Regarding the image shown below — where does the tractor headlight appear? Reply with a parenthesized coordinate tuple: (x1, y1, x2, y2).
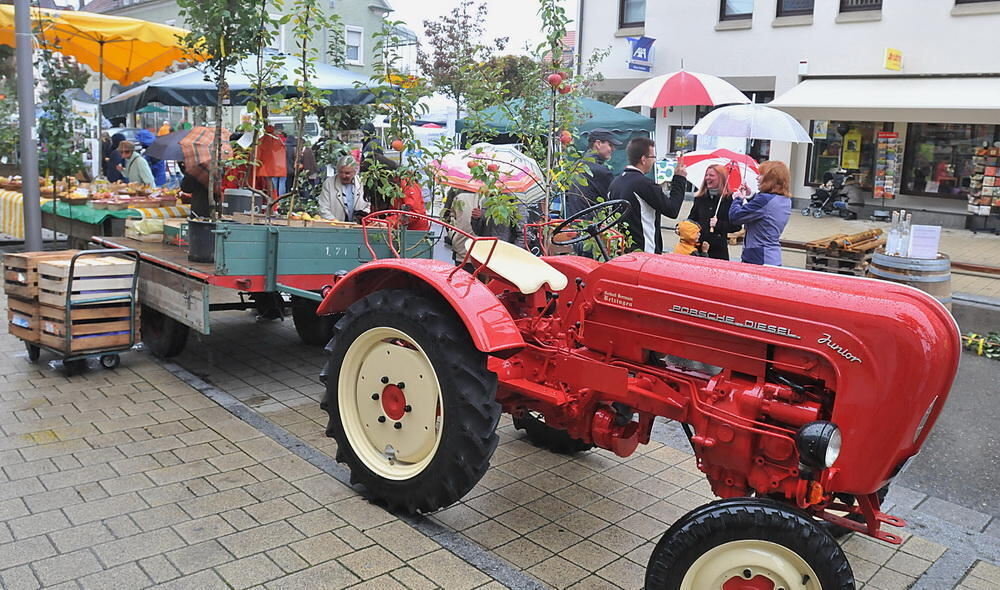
(796, 421, 842, 470)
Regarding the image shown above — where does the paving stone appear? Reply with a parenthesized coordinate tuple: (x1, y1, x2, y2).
(917, 496, 991, 531)
(529, 555, 589, 588)
(33, 549, 102, 586)
(50, 521, 115, 553)
(364, 521, 440, 561)
(165, 539, 233, 575)
(100, 472, 155, 495)
(172, 514, 237, 544)
(178, 488, 256, 519)
(494, 538, 554, 569)
(596, 556, 645, 590)
(219, 521, 305, 558)
(131, 504, 190, 532)
(263, 559, 359, 589)
(266, 546, 309, 573)
(408, 548, 490, 590)
(3, 458, 58, 480)
(8, 508, 70, 539)
(0, 478, 45, 502)
(0, 497, 29, 521)
(216, 553, 284, 589)
(867, 566, 917, 590)
(146, 459, 218, 486)
(93, 528, 186, 567)
(150, 568, 229, 590)
(63, 491, 148, 525)
(262, 454, 321, 481)
(291, 473, 356, 505)
(333, 525, 375, 550)
(338, 545, 404, 580)
(244, 497, 301, 525)
(138, 555, 181, 584)
(0, 536, 56, 569)
(0, 564, 40, 590)
(332, 496, 396, 531)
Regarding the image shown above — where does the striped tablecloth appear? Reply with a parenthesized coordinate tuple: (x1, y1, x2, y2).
(131, 205, 191, 219)
(0, 190, 52, 240)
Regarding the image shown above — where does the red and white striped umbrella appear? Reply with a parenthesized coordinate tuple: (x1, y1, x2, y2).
(681, 149, 760, 194)
(616, 70, 750, 109)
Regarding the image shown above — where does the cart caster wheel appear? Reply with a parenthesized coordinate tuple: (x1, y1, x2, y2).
(63, 359, 87, 376)
(100, 355, 121, 370)
(25, 343, 40, 363)
(813, 210, 824, 219)
(801, 208, 811, 216)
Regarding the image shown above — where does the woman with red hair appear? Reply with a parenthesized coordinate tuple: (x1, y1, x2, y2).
(686, 164, 741, 260)
(729, 160, 793, 266)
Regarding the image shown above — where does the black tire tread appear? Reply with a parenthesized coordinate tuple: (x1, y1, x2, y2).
(141, 305, 189, 358)
(513, 412, 594, 454)
(322, 289, 500, 514)
(646, 497, 855, 590)
(292, 295, 336, 346)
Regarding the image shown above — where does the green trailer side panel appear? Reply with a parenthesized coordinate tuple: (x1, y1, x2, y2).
(212, 223, 431, 277)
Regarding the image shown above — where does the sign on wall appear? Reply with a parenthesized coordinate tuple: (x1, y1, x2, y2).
(627, 36, 655, 72)
(884, 48, 903, 71)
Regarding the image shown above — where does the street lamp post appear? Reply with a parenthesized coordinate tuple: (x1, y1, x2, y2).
(14, 0, 42, 251)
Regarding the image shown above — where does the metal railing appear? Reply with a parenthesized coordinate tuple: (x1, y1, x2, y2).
(840, 0, 882, 12)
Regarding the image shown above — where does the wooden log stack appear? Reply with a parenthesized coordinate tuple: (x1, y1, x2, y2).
(804, 230, 886, 276)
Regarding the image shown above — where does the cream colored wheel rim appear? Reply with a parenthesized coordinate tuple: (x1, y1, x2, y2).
(338, 326, 443, 480)
(680, 540, 822, 590)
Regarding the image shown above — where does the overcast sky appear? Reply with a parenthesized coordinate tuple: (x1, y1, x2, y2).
(390, 0, 574, 55)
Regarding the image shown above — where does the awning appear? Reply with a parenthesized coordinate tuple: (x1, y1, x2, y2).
(770, 76, 1000, 125)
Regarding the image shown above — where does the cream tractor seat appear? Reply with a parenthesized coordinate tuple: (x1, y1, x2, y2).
(468, 239, 568, 295)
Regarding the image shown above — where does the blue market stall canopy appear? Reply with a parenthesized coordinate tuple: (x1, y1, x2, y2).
(102, 51, 379, 119)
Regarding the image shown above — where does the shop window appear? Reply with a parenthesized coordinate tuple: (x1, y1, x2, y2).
(619, 0, 646, 27)
(902, 123, 1000, 198)
(777, 0, 814, 16)
(806, 121, 890, 189)
(720, 0, 753, 20)
(840, 0, 881, 12)
(345, 26, 364, 66)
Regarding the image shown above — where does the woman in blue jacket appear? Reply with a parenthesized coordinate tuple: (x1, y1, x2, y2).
(729, 160, 792, 266)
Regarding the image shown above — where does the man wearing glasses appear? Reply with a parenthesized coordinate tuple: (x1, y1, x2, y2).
(609, 137, 687, 254)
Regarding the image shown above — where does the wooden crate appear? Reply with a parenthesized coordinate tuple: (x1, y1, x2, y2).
(37, 256, 136, 308)
(805, 235, 885, 277)
(2, 250, 78, 299)
(7, 297, 40, 343)
(38, 303, 136, 353)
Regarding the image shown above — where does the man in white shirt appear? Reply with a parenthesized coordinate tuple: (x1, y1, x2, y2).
(319, 156, 368, 221)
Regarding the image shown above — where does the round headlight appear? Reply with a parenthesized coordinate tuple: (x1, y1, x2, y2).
(796, 421, 842, 470)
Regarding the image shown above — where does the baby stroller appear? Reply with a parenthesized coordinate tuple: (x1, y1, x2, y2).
(802, 169, 858, 220)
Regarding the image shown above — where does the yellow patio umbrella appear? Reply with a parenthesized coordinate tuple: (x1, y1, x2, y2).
(0, 6, 197, 103)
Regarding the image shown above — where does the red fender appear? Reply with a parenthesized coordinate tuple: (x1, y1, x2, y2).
(316, 258, 525, 355)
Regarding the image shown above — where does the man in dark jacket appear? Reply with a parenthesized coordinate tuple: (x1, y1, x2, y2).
(565, 128, 621, 218)
(609, 137, 687, 254)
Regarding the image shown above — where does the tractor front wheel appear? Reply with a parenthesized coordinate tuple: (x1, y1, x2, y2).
(322, 289, 500, 513)
(646, 497, 854, 590)
(513, 411, 594, 454)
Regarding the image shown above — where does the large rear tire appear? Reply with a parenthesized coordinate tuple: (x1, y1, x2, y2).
(141, 305, 189, 358)
(646, 497, 854, 590)
(292, 295, 336, 346)
(513, 411, 594, 454)
(322, 289, 500, 513)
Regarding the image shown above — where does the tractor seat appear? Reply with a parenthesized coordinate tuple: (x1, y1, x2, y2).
(468, 239, 568, 295)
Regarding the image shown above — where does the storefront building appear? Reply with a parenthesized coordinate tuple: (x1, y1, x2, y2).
(575, 0, 1000, 227)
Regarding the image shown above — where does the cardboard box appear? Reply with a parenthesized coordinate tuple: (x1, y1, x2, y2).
(968, 204, 993, 216)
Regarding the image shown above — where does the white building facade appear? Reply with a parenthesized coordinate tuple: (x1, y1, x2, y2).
(575, 0, 1000, 227)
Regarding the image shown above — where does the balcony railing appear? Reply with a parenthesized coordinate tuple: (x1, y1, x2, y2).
(840, 0, 881, 11)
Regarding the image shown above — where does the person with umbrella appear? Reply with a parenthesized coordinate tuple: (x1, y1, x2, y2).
(117, 140, 155, 186)
(729, 161, 793, 266)
(687, 164, 740, 260)
(609, 137, 687, 254)
(135, 129, 166, 187)
(565, 128, 621, 218)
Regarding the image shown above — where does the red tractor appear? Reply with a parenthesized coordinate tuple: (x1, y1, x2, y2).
(316, 205, 959, 590)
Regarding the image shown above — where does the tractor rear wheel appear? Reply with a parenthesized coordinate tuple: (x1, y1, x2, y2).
(513, 411, 594, 454)
(322, 289, 500, 513)
(646, 497, 854, 590)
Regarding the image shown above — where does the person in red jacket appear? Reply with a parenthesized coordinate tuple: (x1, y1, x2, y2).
(256, 125, 287, 199)
(391, 176, 430, 230)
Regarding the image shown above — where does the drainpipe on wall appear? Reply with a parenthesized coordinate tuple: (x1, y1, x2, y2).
(575, 0, 585, 77)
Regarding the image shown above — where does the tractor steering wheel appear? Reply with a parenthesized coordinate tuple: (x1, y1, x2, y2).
(551, 199, 631, 260)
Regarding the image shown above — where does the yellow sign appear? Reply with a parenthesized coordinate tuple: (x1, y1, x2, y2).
(884, 48, 903, 71)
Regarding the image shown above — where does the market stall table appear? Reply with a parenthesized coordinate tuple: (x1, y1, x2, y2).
(41, 200, 191, 248)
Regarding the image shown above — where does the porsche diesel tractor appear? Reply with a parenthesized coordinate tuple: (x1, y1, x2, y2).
(316, 206, 959, 590)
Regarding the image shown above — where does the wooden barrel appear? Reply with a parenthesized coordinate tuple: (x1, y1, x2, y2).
(867, 252, 952, 309)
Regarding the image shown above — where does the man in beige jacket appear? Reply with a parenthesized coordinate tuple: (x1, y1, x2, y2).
(319, 156, 368, 221)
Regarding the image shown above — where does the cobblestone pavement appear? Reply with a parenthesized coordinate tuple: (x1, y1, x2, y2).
(2, 294, 999, 589)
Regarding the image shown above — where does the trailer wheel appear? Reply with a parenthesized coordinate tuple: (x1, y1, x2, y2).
(513, 411, 594, 454)
(141, 305, 189, 358)
(322, 289, 500, 513)
(25, 343, 40, 363)
(291, 296, 336, 346)
(646, 498, 854, 590)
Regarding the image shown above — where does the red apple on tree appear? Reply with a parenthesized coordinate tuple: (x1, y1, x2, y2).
(547, 73, 564, 88)
(467, 160, 479, 169)
(559, 130, 573, 146)
(559, 84, 573, 95)
(486, 163, 499, 172)
(390, 139, 404, 151)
